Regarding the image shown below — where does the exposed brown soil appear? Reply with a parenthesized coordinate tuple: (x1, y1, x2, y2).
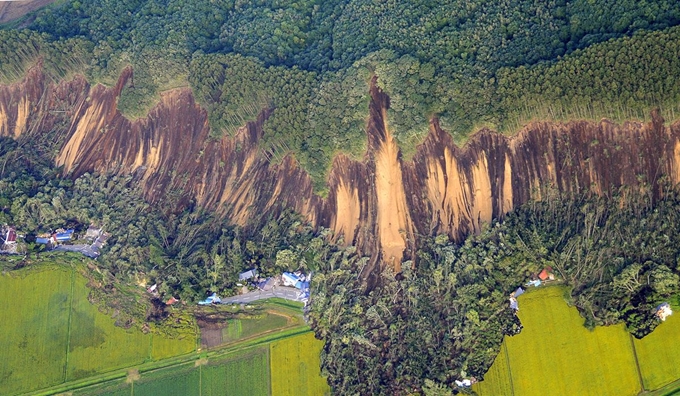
(146, 297, 169, 322)
(0, 0, 55, 24)
(196, 310, 230, 349)
(2, 65, 680, 281)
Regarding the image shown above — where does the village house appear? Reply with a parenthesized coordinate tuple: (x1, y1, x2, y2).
(239, 269, 258, 282)
(1, 226, 19, 254)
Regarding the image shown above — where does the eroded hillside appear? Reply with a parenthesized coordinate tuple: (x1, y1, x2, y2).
(2, 65, 680, 278)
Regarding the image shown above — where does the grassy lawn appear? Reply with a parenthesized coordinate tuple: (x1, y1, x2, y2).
(474, 287, 641, 396)
(270, 332, 330, 396)
(635, 311, 680, 390)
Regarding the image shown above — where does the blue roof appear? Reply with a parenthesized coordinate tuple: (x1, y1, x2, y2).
(510, 299, 519, 310)
(283, 272, 299, 281)
(36, 237, 50, 244)
(514, 287, 525, 297)
(55, 229, 75, 240)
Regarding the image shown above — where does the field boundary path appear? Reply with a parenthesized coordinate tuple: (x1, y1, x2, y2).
(630, 333, 647, 393)
(504, 342, 516, 396)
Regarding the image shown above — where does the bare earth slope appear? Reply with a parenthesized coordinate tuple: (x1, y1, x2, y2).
(0, 0, 55, 24)
(2, 66, 680, 277)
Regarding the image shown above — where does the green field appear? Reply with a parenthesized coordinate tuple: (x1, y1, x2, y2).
(69, 348, 272, 396)
(202, 349, 271, 396)
(635, 312, 680, 390)
(133, 362, 201, 396)
(68, 337, 328, 396)
(0, 266, 195, 395)
(0, 267, 73, 395)
(270, 332, 331, 396)
(474, 287, 641, 396)
(2, 265, 329, 396)
(222, 312, 290, 343)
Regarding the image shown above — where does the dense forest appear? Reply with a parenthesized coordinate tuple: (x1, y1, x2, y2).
(3, 0, 680, 394)
(2, 0, 680, 184)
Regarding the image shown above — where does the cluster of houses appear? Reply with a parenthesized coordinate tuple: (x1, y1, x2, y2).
(195, 269, 312, 306)
(525, 266, 556, 288)
(36, 229, 75, 245)
(245, 269, 311, 302)
(508, 267, 557, 311)
(0, 223, 107, 259)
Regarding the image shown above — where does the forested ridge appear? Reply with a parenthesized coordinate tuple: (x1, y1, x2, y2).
(2, 0, 680, 185)
(3, 1, 680, 394)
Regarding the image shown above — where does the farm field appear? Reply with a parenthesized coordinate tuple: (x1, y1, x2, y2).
(201, 349, 271, 396)
(67, 274, 151, 381)
(133, 362, 201, 396)
(473, 287, 642, 396)
(222, 312, 290, 342)
(473, 343, 513, 395)
(0, 266, 195, 395)
(0, 266, 73, 395)
(634, 312, 680, 390)
(2, 264, 328, 395)
(71, 353, 268, 396)
(69, 336, 327, 396)
(201, 298, 304, 349)
(270, 331, 331, 396)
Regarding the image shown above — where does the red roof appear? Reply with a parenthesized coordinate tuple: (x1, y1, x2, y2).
(538, 269, 549, 281)
(6, 229, 16, 243)
(166, 297, 178, 305)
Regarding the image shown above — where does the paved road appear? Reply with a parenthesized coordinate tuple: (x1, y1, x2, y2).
(220, 286, 304, 304)
(54, 234, 107, 258)
(55, 244, 99, 258)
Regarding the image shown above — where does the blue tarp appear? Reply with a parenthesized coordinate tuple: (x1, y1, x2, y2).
(514, 287, 525, 297)
(510, 299, 519, 310)
(36, 237, 50, 244)
(198, 292, 221, 305)
(294, 280, 310, 290)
